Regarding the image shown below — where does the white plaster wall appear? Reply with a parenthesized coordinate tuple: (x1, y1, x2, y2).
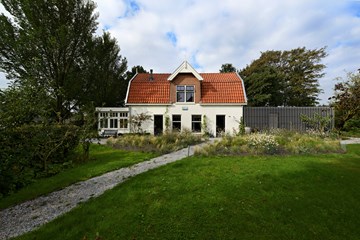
(129, 104, 244, 135)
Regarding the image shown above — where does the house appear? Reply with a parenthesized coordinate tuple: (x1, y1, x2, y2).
(96, 61, 247, 136)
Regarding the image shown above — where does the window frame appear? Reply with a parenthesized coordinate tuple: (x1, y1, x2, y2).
(176, 85, 195, 103)
(191, 115, 202, 132)
(172, 114, 181, 131)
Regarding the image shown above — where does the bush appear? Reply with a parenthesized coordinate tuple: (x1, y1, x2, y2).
(0, 124, 79, 197)
(109, 130, 203, 154)
(195, 130, 343, 156)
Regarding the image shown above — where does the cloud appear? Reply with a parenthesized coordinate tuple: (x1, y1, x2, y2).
(1, 0, 360, 104)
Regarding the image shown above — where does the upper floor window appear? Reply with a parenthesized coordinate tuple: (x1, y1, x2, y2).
(177, 85, 194, 102)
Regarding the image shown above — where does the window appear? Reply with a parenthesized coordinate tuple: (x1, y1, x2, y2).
(99, 111, 129, 129)
(119, 112, 128, 129)
(109, 118, 118, 128)
(100, 118, 108, 128)
(172, 115, 181, 131)
(192, 115, 202, 132)
(177, 85, 194, 102)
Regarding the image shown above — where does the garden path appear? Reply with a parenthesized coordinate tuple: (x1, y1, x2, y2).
(0, 141, 213, 240)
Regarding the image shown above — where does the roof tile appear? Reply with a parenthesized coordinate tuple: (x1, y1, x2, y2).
(126, 72, 246, 104)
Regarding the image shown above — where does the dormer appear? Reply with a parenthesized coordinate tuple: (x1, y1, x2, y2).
(167, 61, 203, 81)
(168, 61, 202, 104)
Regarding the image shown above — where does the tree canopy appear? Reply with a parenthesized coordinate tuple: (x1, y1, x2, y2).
(331, 71, 360, 129)
(220, 63, 237, 73)
(238, 47, 327, 106)
(0, 0, 128, 122)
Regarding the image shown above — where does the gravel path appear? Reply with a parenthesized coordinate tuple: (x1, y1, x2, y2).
(340, 137, 360, 145)
(0, 143, 208, 240)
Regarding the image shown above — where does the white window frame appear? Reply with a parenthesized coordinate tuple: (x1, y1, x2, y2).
(176, 85, 195, 103)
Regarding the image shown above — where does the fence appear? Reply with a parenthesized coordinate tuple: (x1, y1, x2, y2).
(244, 107, 334, 132)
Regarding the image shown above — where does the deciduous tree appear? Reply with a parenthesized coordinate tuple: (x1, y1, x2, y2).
(330, 71, 360, 129)
(239, 47, 327, 106)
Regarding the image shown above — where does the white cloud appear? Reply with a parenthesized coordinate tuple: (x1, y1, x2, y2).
(1, 0, 360, 104)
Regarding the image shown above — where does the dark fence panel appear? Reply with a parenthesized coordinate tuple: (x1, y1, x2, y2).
(244, 107, 334, 132)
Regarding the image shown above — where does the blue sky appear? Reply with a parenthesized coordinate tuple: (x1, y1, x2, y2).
(1, 0, 360, 104)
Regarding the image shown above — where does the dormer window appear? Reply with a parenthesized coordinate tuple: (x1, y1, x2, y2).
(177, 85, 194, 102)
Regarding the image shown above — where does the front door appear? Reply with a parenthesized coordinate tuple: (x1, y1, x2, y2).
(216, 115, 225, 137)
(154, 115, 163, 135)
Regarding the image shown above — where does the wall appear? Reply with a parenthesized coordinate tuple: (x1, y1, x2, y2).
(169, 73, 201, 103)
(129, 104, 243, 135)
(244, 107, 334, 131)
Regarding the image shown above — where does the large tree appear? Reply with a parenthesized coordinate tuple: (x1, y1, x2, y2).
(83, 32, 128, 107)
(0, 0, 128, 121)
(331, 71, 360, 129)
(239, 47, 327, 106)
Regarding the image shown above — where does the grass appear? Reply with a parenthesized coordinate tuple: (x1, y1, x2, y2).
(14, 144, 360, 240)
(0, 144, 157, 210)
(109, 130, 204, 153)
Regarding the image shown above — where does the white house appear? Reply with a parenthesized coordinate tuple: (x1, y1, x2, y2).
(96, 61, 247, 136)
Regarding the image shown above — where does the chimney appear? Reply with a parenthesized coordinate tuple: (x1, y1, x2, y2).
(149, 69, 154, 81)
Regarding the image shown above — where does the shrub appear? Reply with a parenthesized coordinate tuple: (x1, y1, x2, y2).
(195, 131, 342, 156)
(0, 124, 79, 197)
(110, 130, 203, 154)
(247, 134, 279, 154)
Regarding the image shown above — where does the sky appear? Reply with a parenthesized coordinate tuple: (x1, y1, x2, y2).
(1, 0, 360, 105)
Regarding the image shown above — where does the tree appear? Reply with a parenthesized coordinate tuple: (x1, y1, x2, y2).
(331, 71, 360, 129)
(239, 51, 284, 106)
(239, 47, 327, 107)
(83, 32, 128, 107)
(125, 65, 148, 81)
(220, 63, 237, 73)
(0, 0, 98, 123)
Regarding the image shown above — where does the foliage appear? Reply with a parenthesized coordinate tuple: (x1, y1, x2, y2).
(83, 32, 128, 107)
(239, 47, 327, 106)
(219, 63, 237, 73)
(238, 116, 245, 135)
(202, 115, 210, 137)
(0, 124, 79, 197)
(125, 65, 148, 81)
(195, 130, 342, 156)
(331, 71, 360, 130)
(109, 130, 203, 154)
(129, 112, 153, 134)
(300, 112, 332, 133)
(247, 134, 279, 154)
(0, 0, 128, 121)
(15, 145, 360, 239)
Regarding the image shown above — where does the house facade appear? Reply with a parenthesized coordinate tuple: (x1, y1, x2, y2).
(96, 61, 247, 136)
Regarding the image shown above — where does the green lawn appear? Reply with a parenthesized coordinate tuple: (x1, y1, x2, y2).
(0, 144, 158, 210)
(14, 145, 360, 240)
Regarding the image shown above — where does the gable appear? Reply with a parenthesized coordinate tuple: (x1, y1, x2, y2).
(167, 61, 203, 81)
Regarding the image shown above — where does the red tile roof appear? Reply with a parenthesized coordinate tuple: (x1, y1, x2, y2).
(201, 73, 246, 104)
(126, 74, 170, 104)
(126, 72, 246, 104)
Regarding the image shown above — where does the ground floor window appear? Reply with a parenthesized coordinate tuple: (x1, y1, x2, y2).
(99, 118, 108, 128)
(119, 118, 128, 129)
(98, 111, 129, 129)
(119, 112, 128, 129)
(192, 115, 202, 132)
(109, 118, 118, 128)
(172, 115, 181, 131)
